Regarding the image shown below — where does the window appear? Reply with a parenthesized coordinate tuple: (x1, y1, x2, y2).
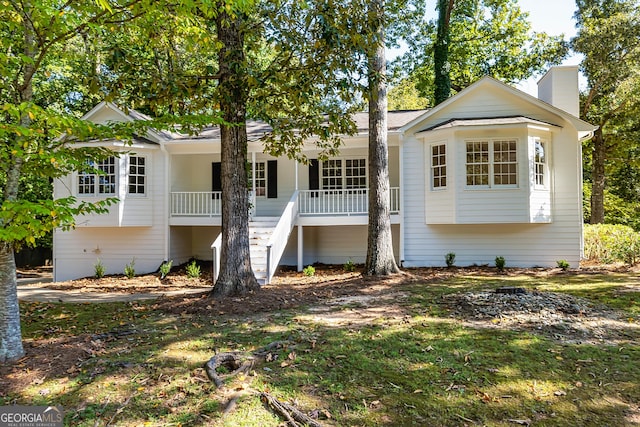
(321, 159, 367, 190)
(493, 140, 517, 185)
(431, 144, 447, 189)
(322, 159, 343, 190)
(466, 139, 518, 187)
(248, 162, 267, 196)
(345, 159, 366, 189)
(466, 141, 489, 186)
(534, 140, 547, 187)
(78, 157, 116, 196)
(128, 156, 146, 195)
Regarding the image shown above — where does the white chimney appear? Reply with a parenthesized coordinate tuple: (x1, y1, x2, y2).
(537, 66, 580, 117)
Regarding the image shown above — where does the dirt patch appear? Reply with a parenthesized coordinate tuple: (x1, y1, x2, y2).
(441, 289, 640, 344)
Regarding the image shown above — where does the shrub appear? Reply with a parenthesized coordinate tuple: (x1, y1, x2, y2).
(584, 224, 640, 265)
(557, 259, 570, 271)
(495, 256, 506, 272)
(124, 258, 136, 278)
(94, 259, 105, 279)
(303, 265, 315, 277)
(343, 259, 356, 272)
(186, 260, 201, 279)
(159, 260, 173, 279)
(445, 252, 456, 268)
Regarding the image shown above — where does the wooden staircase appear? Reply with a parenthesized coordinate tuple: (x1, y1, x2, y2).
(249, 217, 279, 285)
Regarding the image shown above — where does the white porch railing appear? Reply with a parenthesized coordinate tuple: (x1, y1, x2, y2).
(265, 191, 299, 284)
(298, 187, 400, 215)
(171, 192, 221, 217)
(173, 187, 401, 217)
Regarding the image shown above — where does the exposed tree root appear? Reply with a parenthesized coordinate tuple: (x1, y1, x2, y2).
(203, 341, 322, 426)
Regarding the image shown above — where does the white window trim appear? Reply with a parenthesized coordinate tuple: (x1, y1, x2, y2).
(430, 142, 447, 191)
(321, 157, 368, 190)
(249, 161, 267, 198)
(127, 155, 147, 197)
(464, 138, 519, 189)
(533, 138, 548, 190)
(77, 156, 117, 197)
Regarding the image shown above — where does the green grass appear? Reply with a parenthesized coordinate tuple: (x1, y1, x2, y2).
(5, 270, 640, 426)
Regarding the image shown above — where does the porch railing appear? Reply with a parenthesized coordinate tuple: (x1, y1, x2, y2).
(171, 192, 221, 217)
(172, 187, 401, 217)
(265, 191, 299, 284)
(298, 187, 400, 215)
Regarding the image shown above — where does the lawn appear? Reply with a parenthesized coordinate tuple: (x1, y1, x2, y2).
(2, 267, 639, 426)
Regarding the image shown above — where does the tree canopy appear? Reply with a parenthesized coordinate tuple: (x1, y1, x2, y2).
(391, 0, 568, 108)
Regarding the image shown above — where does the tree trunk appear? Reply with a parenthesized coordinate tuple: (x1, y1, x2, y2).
(0, 2, 36, 363)
(434, 0, 454, 105)
(0, 243, 24, 363)
(211, 7, 260, 298)
(365, 0, 400, 276)
(590, 127, 606, 224)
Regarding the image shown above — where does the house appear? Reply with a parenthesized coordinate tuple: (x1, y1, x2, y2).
(52, 66, 597, 283)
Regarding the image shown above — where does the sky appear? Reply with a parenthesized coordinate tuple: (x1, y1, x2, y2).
(516, 0, 582, 95)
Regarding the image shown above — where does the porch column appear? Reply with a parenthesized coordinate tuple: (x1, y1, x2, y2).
(297, 225, 303, 271)
(295, 160, 299, 191)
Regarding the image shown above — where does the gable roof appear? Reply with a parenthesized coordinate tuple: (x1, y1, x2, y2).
(400, 76, 597, 137)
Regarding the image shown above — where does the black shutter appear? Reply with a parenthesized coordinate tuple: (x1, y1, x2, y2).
(212, 162, 221, 199)
(309, 159, 319, 197)
(267, 160, 278, 198)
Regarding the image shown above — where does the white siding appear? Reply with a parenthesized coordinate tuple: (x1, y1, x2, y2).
(402, 86, 584, 268)
(53, 147, 167, 281)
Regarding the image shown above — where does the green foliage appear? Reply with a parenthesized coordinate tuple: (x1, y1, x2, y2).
(388, 75, 430, 110)
(124, 258, 136, 279)
(303, 265, 315, 277)
(186, 260, 201, 279)
(556, 260, 570, 271)
(94, 259, 105, 279)
(343, 259, 356, 272)
(445, 252, 456, 268)
(396, 0, 568, 104)
(584, 224, 640, 265)
(495, 256, 506, 272)
(159, 260, 173, 280)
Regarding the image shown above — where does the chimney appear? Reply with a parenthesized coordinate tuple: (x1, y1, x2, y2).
(537, 66, 580, 117)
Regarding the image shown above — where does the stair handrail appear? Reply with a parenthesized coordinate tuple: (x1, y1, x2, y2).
(265, 191, 299, 284)
(210, 232, 222, 283)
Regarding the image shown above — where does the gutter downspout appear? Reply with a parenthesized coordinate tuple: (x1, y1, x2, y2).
(399, 133, 405, 266)
(160, 142, 170, 264)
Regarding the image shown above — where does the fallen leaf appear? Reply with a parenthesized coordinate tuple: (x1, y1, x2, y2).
(554, 390, 566, 396)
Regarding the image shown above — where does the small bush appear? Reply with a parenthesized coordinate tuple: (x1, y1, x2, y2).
(445, 252, 456, 268)
(94, 259, 105, 279)
(124, 258, 136, 278)
(303, 265, 315, 277)
(186, 260, 201, 279)
(495, 256, 506, 272)
(584, 224, 640, 265)
(159, 260, 173, 279)
(557, 259, 570, 271)
(343, 259, 356, 272)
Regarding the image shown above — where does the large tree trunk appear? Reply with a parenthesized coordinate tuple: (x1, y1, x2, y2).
(365, 0, 400, 276)
(434, 0, 455, 105)
(211, 7, 260, 298)
(0, 244, 24, 363)
(0, 2, 36, 363)
(590, 127, 606, 224)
